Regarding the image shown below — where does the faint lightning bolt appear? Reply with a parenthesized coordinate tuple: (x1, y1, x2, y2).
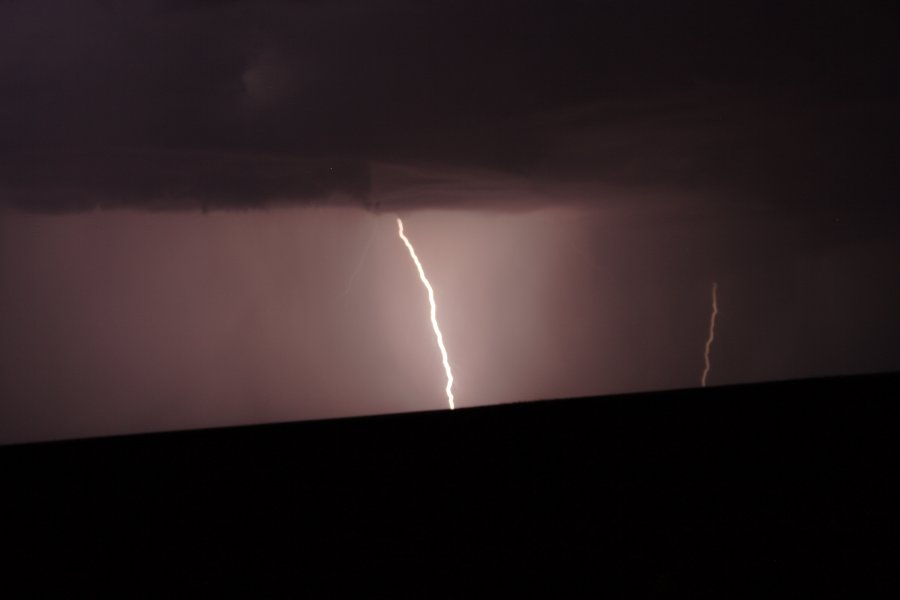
(396, 217, 455, 410)
(342, 218, 378, 304)
(701, 281, 719, 388)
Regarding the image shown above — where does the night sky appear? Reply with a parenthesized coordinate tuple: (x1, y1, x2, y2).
(1, 0, 897, 443)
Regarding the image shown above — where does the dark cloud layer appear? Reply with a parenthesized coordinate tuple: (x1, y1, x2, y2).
(0, 149, 370, 212)
(0, 0, 896, 214)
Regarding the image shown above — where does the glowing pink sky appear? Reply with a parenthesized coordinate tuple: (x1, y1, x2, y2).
(2, 197, 897, 443)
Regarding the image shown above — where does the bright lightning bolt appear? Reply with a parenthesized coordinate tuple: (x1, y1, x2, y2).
(396, 217, 455, 410)
(701, 281, 719, 388)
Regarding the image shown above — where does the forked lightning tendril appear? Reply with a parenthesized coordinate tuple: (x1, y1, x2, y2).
(396, 217, 455, 410)
(701, 282, 718, 388)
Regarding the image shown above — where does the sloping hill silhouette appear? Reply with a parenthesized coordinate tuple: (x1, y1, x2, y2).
(3, 373, 897, 595)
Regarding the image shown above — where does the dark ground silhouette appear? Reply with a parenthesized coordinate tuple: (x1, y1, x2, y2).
(3, 373, 897, 596)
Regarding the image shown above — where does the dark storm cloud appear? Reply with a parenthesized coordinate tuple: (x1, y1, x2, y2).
(0, 0, 897, 213)
(0, 149, 371, 212)
(526, 92, 899, 210)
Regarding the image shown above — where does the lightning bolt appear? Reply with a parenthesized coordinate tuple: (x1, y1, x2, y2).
(701, 281, 719, 388)
(342, 218, 378, 303)
(396, 217, 455, 410)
